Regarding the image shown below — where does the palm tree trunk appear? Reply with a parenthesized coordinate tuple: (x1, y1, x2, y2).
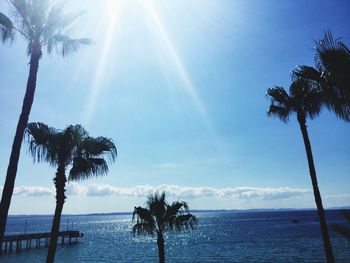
(298, 115, 334, 263)
(0, 45, 42, 248)
(46, 166, 67, 263)
(157, 233, 165, 263)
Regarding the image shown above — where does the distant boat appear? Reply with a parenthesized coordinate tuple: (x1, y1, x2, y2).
(292, 219, 300, 224)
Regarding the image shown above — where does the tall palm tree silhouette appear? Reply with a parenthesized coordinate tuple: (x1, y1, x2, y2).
(26, 122, 117, 263)
(132, 192, 197, 263)
(0, 0, 91, 243)
(293, 31, 350, 121)
(266, 79, 334, 263)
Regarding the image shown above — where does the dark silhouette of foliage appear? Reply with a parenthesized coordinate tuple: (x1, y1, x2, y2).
(293, 31, 350, 121)
(132, 192, 197, 263)
(26, 122, 117, 263)
(0, 11, 14, 42)
(0, 0, 91, 246)
(266, 79, 334, 263)
(332, 210, 350, 241)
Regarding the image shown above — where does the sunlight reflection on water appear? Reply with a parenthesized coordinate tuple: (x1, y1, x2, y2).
(2, 211, 350, 262)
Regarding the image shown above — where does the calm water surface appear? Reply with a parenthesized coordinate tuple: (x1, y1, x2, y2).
(1, 210, 349, 262)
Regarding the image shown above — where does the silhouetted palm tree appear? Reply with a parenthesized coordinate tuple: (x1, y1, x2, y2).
(132, 192, 197, 263)
(26, 122, 117, 263)
(0, 0, 91, 243)
(266, 79, 334, 263)
(293, 31, 350, 121)
(332, 210, 350, 241)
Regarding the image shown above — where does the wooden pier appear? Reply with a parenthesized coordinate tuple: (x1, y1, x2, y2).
(0, 230, 83, 253)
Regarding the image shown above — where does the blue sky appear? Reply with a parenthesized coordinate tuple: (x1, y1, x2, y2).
(0, 0, 349, 214)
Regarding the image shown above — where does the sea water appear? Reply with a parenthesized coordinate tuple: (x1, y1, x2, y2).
(1, 210, 349, 262)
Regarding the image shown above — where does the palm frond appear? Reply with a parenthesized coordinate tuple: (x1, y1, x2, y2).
(43, 7, 85, 41)
(173, 214, 197, 231)
(327, 100, 350, 121)
(47, 34, 91, 57)
(133, 223, 154, 236)
(64, 124, 87, 144)
(267, 77, 325, 123)
(167, 201, 193, 230)
(6, 0, 91, 57)
(0, 12, 14, 43)
(292, 66, 325, 85)
(167, 201, 189, 218)
(80, 136, 117, 162)
(10, 0, 33, 39)
(25, 122, 60, 166)
(267, 105, 291, 123)
(168, 202, 186, 215)
(315, 31, 349, 60)
(55, 125, 85, 163)
(133, 206, 154, 223)
(63, 124, 116, 180)
(289, 79, 323, 120)
(69, 157, 109, 181)
(266, 86, 291, 106)
(132, 206, 156, 236)
(293, 44, 350, 122)
(148, 192, 167, 226)
(315, 31, 350, 88)
(43, 1, 66, 32)
(29, 0, 51, 30)
(266, 87, 292, 123)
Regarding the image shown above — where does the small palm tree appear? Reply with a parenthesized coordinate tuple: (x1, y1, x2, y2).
(26, 122, 117, 263)
(293, 31, 350, 121)
(266, 79, 334, 263)
(0, 0, 91, 242)
(132, 192, 197, 263)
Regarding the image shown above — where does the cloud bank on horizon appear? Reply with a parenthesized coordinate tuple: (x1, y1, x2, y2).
(0, 184, 311, 201)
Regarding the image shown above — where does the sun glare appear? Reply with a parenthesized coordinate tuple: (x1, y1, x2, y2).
(104, 0, 124, 16)
(142, 1, 214, 131)
(82, 0, 214, 133)
(141, 1, 232, 159)
(82, 1, 124, 126)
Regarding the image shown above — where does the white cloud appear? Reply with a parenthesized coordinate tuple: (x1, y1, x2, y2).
(13, 186, 54, 196)
(66, 182, 87, 196)
(218, 187, 310, 200)
(0, 184, 311, 200)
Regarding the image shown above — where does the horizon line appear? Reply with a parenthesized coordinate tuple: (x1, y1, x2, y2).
(7, 206, 350, 217)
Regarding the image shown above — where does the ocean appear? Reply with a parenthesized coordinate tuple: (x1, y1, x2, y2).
(1, 210, 349, 262)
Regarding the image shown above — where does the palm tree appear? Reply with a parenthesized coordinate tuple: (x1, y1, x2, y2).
(266, 79, 334, 263)
(293, 31, 350, 121)
(0, 0, 91, 243)
(25, 122, 117, 263)
(132, 192, 197, 263)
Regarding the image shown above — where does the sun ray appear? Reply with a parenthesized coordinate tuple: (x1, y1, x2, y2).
(141, 1, 236, 163)
(81, 1, 125, 126)
(142, 1, 214, 131)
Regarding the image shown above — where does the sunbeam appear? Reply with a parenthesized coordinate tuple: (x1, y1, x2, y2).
(81, 1, 124, 126)
(142, 1, 214, 131)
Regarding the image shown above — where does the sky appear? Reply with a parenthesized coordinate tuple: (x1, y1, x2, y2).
(0, 0, 350, 214)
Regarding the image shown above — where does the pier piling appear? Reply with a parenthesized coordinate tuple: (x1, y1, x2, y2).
(1, 231, 83, 254)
